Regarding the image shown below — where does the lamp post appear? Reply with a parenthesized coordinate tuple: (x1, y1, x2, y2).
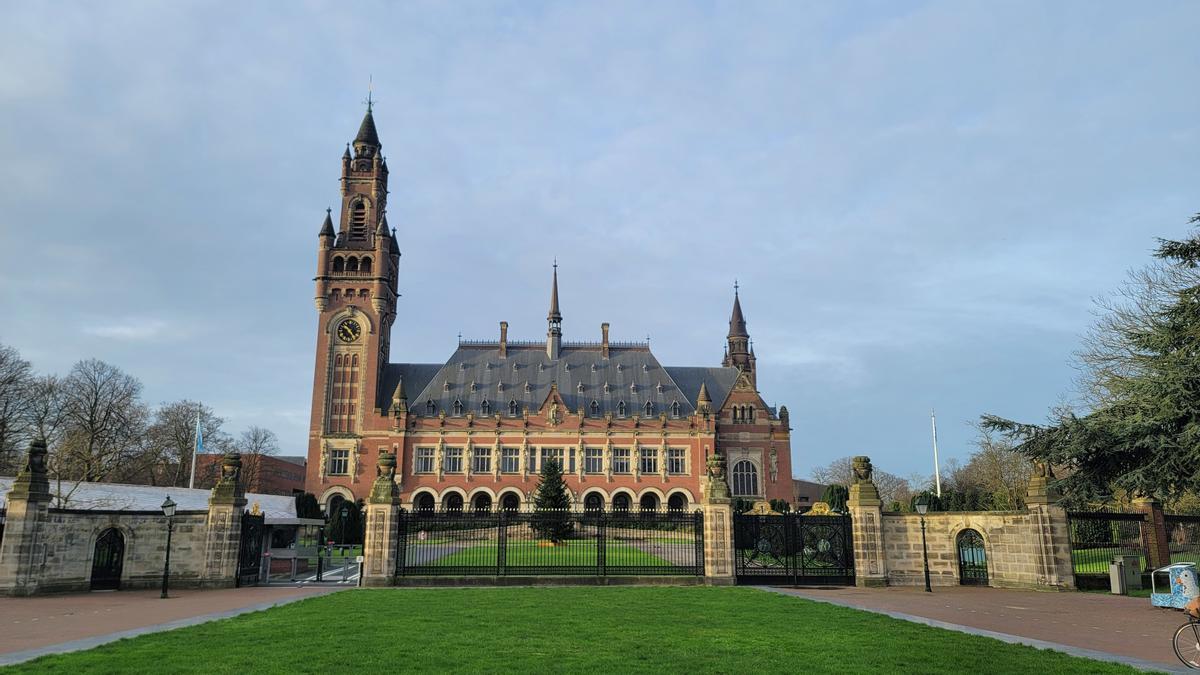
(160, 495, 177, 599)
(916, 496, 932, 593)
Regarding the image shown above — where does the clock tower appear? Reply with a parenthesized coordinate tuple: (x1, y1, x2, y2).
(308, 101, 400, 478)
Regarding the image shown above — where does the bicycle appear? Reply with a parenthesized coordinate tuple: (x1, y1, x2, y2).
(1176, 608, 1200, 669)
(1176, 617, 1200, 668)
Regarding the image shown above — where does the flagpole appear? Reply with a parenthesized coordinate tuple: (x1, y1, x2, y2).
(188, 406, 200, 489)
(930, 409, 942, 498)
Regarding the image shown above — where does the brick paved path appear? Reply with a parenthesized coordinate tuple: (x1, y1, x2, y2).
(0, 586, 342, 665)
(773, 586, 1186, 672)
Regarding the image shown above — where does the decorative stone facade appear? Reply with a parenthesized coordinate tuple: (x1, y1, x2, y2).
(305, 107, 796, 515)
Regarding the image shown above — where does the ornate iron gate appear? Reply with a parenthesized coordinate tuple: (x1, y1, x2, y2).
(236, 512, 265, 587)
(956, 529, 988, 585)
(90, 527, 125, 590)
(395, 508, 704, 577)
(734, 513, 854, 585)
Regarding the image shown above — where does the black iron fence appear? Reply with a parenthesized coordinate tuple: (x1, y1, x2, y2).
(1166, 514, 1200, 566)
(733, 513, 855, 585)
(1066, 511, 1146, 576)
(395, 508, 704, 577)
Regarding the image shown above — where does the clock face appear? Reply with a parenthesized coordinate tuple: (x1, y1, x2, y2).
(337, 319, 362, 343)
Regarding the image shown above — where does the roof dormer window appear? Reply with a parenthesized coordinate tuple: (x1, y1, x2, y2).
(617, 401, 626, 418)
(644, 401, 653, 417)
(452, 399, 463, 416)
(671, 400, 681, 418)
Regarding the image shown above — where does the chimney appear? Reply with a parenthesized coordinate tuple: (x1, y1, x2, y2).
(601, 322, 610, 359)
(499, 321, 508, 359)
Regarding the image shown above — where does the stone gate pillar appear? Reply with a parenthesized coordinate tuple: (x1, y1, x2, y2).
(202, 452, 247, 587)
(846, 456, 887, 587)
(0, 439, 52, 596)
(1025, 461, 1075, 589)
(362, 451, 400, 587)
(1135, 496, 1171, 571)
(700, 448, 735, 585)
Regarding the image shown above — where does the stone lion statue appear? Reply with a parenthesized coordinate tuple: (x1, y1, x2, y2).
(851, 456, 873, 484)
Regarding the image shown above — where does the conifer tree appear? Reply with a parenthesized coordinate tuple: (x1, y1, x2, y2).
(532, 459, 573, 542)
(985, 214, 1200, 503)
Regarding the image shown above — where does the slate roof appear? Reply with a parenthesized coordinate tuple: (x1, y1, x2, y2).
(383, 344, 739, 419)
(0, 477, 297, 521)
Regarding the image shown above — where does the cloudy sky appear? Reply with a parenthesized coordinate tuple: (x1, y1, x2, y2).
(0, 1, 1196, 481)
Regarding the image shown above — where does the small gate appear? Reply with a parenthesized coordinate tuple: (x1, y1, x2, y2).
(956, 529, 988, 586)
(734, 513, 854, 585)
(90, 527, 125, 591)
(236, 512, 265, 587)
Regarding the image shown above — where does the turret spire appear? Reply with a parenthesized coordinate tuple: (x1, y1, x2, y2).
(319, 208, 335, 238)
(547, 260, 562, 359)
(728, 280, 748, 339)
(548, 259, 562, 323)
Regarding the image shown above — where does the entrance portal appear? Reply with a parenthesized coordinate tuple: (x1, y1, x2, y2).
(956, 529, 988, 586)
(90, 528, 125, 591)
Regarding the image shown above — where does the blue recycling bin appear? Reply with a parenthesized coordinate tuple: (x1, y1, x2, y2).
(1151, 563, 1199, 609)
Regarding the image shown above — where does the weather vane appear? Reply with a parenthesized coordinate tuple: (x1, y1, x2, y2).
(363, 74, 375, 111)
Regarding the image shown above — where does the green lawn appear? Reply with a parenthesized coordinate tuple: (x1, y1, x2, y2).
(10, 588, 1139, 674)
(418, 540, 676, 568)
(1073, 551, 1200, 575)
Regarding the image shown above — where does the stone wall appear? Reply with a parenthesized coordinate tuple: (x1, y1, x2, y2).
(0, 442, 251, 596)
(30, 510, 210, 594)
(880, 507, 1074, 590)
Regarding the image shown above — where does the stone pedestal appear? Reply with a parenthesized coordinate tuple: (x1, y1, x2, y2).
(847, 456, 887, 587)
(362, 452, 400, 587)
(0, 440, 53, 596)
(701, 501, 735, 585)
(699, 448, 735, 585)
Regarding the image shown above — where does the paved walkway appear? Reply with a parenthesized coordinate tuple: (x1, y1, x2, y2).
(0, 585, 344, 666)
(771, 586, 1186, 672)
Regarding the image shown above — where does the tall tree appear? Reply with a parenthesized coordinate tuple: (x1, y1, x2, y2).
(145, 400, 227, 487)
(0, 343, 33, 474)
(985, 214, 1200, 503)
(237, 425, 280, 488)
(532, 459, 573, 542)
(51, 359, 149, 500)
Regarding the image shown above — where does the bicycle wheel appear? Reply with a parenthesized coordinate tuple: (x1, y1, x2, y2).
(1174, 621, 1200, 669)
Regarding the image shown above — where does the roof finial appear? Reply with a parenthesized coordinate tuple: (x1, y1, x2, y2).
(734, 278, 739, 295)
(547, 261, 562, 323)
(364, 74, 374, 112)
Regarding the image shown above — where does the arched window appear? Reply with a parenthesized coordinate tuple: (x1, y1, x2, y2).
(444, 493, 464, 513)
(732, 460, 759, 497)
(617, 401, 626, 418)
(501, 493, 520, 512)
(361, 257, 372, 274)
(480, 399, 491, 416)
(671, 401, 681, 418)
(346, 257, 359, 272)
(644, 401, 653, 417)
(584, 493, 604, 511)
(452, 399, 463, 416)
(425, 399, 436, 415)
(639, 493, 659, 512)
(473, 493, 492, 513)
(351, 200, 367, 233)
(590, 400, 599, 418)
(414, 492, 435, 513)
(508, 400, 518, 417)
(612, 493, 631, 512)
(332, 257, 345, 273)
(667, 493, 687, 511)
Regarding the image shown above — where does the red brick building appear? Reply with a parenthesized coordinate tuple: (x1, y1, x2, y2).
(305, 105, 794, 514)
(194, 454, 307, 496)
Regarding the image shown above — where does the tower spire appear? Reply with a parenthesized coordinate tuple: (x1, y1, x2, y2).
(723, 282, 754, 385)
(547, 260, 562, 359)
